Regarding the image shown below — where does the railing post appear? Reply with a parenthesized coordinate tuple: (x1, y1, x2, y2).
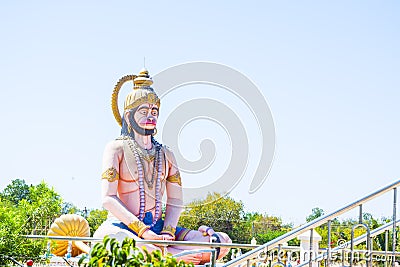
(393, 188, 397, 267)
(327, 220, 332, 267)
(350, 223, 371, 267)
(386, 230, 389, 267)
(310, 230, 314, 267)
(298, 229, 321, 267)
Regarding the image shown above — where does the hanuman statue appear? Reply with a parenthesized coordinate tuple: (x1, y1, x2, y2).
(93, 68, 232, 264)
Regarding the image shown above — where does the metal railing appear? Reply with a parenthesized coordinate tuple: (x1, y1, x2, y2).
(223, 179, 400, 267)
(295, 218, 400, 267)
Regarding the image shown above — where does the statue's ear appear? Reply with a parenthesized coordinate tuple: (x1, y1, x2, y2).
(124, 111, 131, 125)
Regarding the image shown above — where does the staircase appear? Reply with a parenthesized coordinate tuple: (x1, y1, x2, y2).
(223, 179, 400, 267)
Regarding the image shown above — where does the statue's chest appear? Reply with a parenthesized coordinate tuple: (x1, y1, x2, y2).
(119, 153, 168, 186)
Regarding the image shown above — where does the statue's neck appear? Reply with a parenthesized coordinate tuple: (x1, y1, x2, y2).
(133, 131, 152, 149)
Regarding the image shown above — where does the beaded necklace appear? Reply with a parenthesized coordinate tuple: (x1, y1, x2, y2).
(131, 140, 156, 162)
(126, 136, 163, 228)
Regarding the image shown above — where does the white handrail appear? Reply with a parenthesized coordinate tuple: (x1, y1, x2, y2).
(223, 179, 400, 267)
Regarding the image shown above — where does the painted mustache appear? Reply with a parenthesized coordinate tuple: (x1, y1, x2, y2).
(139, 119, 157, 126)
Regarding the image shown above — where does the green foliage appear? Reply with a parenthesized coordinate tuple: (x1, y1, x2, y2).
(178, 193, 292, 246)
(0, 178, 30, 204)
(0, 199, 32, 262)
(86, 208, 108, 234)
(79, 236, 194, 267)
(246, 212, 298, 246)
(0, 179, 63, 265)
(25, 181, 63, 221)
(61, 201, 80, 214)
(256, 229, 287, 244)
(306, 207, 325, 223)
(178, 193, 251, 243)
(305, 208, 395, 253)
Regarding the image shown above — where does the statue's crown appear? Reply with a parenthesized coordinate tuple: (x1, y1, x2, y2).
(124, 68, 160, 111)
(111, 68, 161, 127)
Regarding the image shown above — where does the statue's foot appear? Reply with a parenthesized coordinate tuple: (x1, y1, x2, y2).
(172, 228, 232, 263)
(197, 226, 232, 260)
(176, 253, 203, 265)
(168, 247, 203, 265)
(215, 232, 232, 260)
(211, 233, 222, 259)
(197, 232, 232, 264)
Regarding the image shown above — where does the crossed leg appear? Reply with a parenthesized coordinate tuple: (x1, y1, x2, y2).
(93, 223, 204, 264)
(93, 223, 231, 264)
(172, 226, 232, 264)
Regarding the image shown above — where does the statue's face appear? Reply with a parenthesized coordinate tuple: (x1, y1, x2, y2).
(133, 103, 159, 130)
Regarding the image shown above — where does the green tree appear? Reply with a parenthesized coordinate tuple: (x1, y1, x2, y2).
(178, 193, 251, 243)
(20, 181, 63, 235)
(61, 201, 80, 214)
(246, 212, 297, 245)
(86, 208, 108, 235)
(247, 212, 286, 233)
(306, 207, 325, 222)
(0, 199, 31, 263)
(178, 193, 295, 246)
(0, 179, 30, 204)
(304, 208, 388, 251)
(0, 180, 63, 265)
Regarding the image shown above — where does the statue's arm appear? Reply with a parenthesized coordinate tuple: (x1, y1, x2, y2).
(100, 141, 150, 238)
(161, 147, 184, 239)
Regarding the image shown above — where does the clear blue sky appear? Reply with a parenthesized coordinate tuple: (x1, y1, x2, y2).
(0, 1, 399, 225)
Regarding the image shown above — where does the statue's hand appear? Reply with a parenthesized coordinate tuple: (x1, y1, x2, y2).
(198, 225, 215, 236)
(160, 234, 175, 241)
(141, 229, 174, 241)
(141, 229, 159, 240)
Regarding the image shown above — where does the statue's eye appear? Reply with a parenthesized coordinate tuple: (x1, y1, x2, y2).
(151, 110, 158, 116)
(139, 109, 148, 115)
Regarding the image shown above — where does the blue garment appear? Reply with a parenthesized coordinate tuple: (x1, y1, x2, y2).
(109, 212, 190, 240)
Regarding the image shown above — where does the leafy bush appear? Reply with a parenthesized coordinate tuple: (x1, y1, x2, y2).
(0, 180, 62, 265)
(86, 208, 108, 234)
(79, 236, 195, 267)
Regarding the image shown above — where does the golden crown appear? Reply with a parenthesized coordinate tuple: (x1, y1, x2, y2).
(111, 68, 160, 127)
